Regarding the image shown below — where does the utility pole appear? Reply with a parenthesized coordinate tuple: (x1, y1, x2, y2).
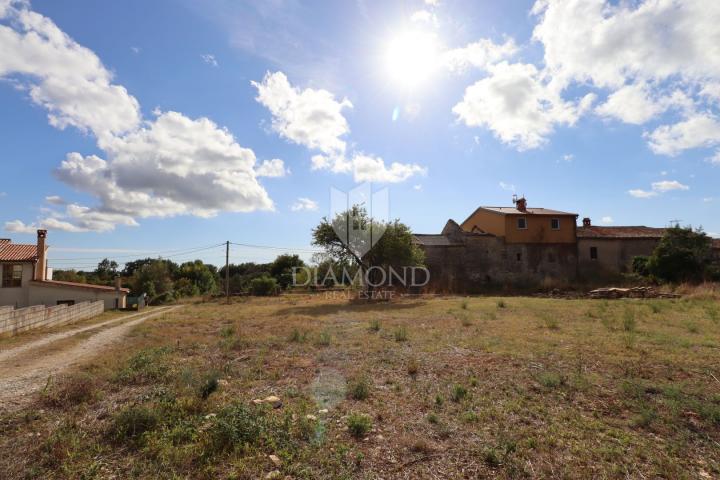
(225, 240, 230, 304)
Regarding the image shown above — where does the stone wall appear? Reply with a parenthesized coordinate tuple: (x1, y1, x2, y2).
(0, 301, 104, 336)
(577, 238, 660, 278)
(419, 223, 577, 292)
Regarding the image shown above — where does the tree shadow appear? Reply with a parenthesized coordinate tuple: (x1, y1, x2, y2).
(275, 299, 426, 317)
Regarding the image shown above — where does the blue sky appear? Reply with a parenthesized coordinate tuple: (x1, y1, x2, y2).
(1, 0, 719, 269)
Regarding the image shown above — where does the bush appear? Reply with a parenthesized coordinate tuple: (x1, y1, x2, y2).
(645, 226, 713, 283)
(394, 326, 408, 342)
(451, 384, 468, 402)
(250, 276, 278, 296)
(368, 319, 381, 332)
(632, 256, 650, 276)
(198, 373, 219, 400)
(110, 406, 158, 443)
(347, 377, 371, 401)
(288, 328, 307, 343)
(316, 330, 332, 346)
(114, 347, 171, 384)
(347, 413, 372, 439)
(407, 357, 419, 377)
(41, 373, 95, 407)
(206, 403, 268, 453)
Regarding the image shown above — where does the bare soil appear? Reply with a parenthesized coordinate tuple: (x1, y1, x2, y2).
(0, 306, 178, 412)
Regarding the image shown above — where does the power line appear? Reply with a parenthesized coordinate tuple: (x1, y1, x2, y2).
(48, 243, 225, 262)
(229, 241, 321, 253)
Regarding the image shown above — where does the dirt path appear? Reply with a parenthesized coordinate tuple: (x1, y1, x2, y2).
(0, 306, 180, 412)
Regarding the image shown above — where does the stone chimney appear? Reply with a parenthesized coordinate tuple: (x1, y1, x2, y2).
(115, 276, 122, 291)
(35, 229, 48, 281)
(515, 197, 527, 212)
(582, 217, 591, 228)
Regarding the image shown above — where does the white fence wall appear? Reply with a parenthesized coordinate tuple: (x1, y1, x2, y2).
(0, 301, 104, 336)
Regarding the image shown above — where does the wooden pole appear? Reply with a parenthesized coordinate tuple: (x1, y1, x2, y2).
(225, 240, 230, 304)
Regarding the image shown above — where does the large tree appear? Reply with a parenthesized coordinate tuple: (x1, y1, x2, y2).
(270, 254, 305, 289)
(312, 208, 424, 289)
(646, 225, 713, 283)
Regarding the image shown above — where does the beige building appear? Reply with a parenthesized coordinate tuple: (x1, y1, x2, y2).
(0, 230, 128, 310)
(461, 196, 578, 244)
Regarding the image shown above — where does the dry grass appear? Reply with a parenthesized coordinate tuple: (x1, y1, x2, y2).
(1, 294, 719, 479)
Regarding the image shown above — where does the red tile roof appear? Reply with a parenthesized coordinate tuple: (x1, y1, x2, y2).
(577, 226, 666, 239)
(0, 242, 38, 262)
(478, 206, 578, 216)
(31, 280, 130, 293)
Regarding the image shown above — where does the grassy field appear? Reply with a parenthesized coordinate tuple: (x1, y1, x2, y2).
(1, 294, 719, 479)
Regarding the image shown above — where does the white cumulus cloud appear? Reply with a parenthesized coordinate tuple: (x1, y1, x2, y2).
(255, 158, 288, 177)
(453, 62, 586, 150)
(254, 71, 426, 183)
(253, 71, 352, 156)
(291, 197, 318, 212)
(1, 2, 275, 232)
(351, 153, 426, 183)
(628, 179, 689, 199)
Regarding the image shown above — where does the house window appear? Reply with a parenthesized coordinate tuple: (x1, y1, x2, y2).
(516, 252, 522, 262)
(2, 264, 23, 288)
(57, 300, 75, 306)
(551, 218, 560, 230)
(590, 247, 598, 260)
(517, 217, 527, 230)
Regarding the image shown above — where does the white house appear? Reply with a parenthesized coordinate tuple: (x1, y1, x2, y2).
(0, 230, 128, 310)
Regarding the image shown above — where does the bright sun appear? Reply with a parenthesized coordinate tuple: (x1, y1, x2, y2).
(384, 30, 440, 89)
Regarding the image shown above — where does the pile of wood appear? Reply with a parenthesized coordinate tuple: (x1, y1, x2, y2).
(588, 286, 681, 299)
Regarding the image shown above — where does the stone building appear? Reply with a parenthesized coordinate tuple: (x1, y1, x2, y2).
(414, 197, 580, 291)
(413, 196, 692, 291)
(576, 219, 665, 279)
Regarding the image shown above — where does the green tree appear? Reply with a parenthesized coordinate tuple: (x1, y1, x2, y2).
(130, 260, 174, 303)
(95, 258, 119, 282)
(270, 254, 305, 289)
(646, 225, 713, 283)
(249, 275, 278, 296)
(176, 260, 218, 295)
(312, 208, 424, 289)
(51, 269, 87, 284)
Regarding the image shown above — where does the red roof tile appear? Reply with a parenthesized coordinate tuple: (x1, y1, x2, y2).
(477, 206, 578, 216)
(577, 226, 666, 239)
(0, 242, 38, 262)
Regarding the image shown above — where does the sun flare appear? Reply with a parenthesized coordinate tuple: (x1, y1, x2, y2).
(384, 30, 440, 89)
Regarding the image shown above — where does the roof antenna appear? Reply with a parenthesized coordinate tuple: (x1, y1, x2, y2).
(512, 194, 518, 205)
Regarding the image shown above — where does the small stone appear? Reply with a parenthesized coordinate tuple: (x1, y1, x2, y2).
(305, 414, 317, 421)
(263, 395, 282, 408)
(265, 470, 281, 479)
(376, 434, 385, 441)
(318, 409, 328, 414)
(252, 399, 264, 405)
(204, 413, 216, 420)
(217, 379, 229, 386)
(268, 454, 281, 467)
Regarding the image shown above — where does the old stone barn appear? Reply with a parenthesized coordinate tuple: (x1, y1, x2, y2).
(413, 196, 677, 292)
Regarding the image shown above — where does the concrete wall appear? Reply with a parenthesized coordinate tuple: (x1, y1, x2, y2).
(0, 262, 33, 308)
(28, 284, 126, 310)
(420, 233, 577, 293)
(578, 238, 660, 277)
(0, 300, 104, 336)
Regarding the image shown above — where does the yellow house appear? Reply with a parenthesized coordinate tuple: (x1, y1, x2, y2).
(460, 196, 578, 244)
